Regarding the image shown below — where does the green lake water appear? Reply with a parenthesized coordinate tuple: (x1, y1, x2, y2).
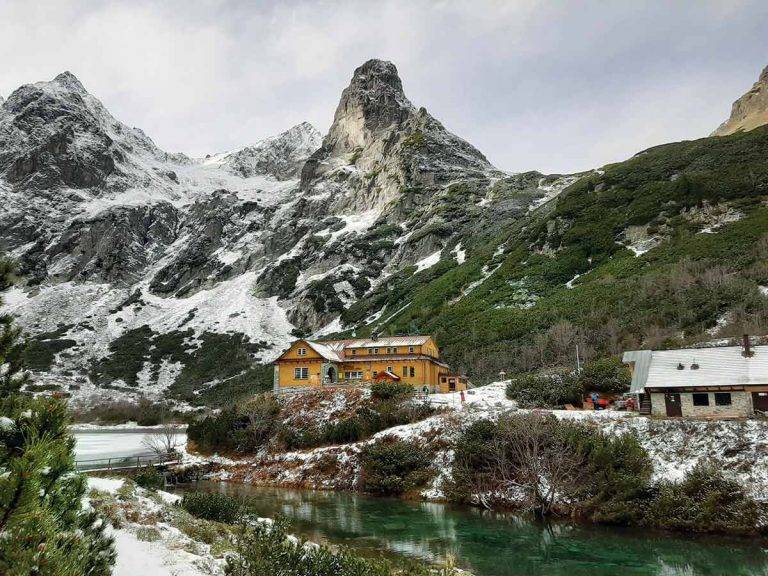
(187, 481, 768, 575)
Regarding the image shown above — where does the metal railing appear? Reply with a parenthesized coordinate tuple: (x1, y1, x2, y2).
(75, 452, 178, 472)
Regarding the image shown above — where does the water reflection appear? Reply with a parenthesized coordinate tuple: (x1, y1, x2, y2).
(188, 482, 768, 576)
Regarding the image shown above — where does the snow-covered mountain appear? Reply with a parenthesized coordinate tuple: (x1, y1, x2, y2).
(0, 61, 571, 406)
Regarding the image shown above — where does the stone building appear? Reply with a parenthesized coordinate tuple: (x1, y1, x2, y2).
(623, 337, 768, 418)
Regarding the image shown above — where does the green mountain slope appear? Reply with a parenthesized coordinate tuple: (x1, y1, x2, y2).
(339, 126, 768, 383)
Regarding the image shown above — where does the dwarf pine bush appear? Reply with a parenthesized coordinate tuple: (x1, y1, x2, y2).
(182, 491, 243, 523)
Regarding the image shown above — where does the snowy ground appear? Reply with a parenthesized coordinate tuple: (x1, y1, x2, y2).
(86, 477, 223, 576)
(214, 382, 768, 502)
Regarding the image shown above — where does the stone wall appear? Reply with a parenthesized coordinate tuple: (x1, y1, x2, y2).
(650, 391, 752, 418)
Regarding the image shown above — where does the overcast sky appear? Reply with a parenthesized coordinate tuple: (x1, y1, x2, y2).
(1, 1, 767, 174)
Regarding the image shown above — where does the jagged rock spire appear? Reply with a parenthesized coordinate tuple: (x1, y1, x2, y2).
(322, 59, 414, 154)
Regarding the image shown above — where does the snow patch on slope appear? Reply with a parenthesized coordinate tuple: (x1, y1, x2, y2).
(415, 250, 441, 272)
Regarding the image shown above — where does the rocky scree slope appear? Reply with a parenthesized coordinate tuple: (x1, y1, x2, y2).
(0, 62, 568, 406)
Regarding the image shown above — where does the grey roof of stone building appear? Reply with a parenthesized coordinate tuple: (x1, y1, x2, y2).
(623, 345, 768, 391)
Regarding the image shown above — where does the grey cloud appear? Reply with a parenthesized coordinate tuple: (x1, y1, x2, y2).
(0, 0, 766, 173)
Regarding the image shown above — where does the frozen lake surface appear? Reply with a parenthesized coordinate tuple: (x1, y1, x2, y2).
(73, 428, 187, 461)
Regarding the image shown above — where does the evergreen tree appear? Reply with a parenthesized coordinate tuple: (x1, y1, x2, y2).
(0, 256, 27, 398)
(0, 254, 115, 575)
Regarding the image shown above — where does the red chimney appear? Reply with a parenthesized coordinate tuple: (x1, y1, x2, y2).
(742, 334, 754, 358)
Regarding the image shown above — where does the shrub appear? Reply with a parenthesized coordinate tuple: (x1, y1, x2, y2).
(188, 393, 280, 454)
(572, 430, 653, 524)
(577, 357, 631, 394)
(445, 419, 498, 503)
(181, 491, 243, 524)
(226, 517, 443, 576)
(324, 417, 364, 444)
(188, 406, 242, 453)
(136, 527, 162, 542)
(134, 466, 165, 491)
(505, 370, 583, 408)
(359, 437, 432, 495)
(370, 381, 414, 401)
(643, 463, 762, 534)
(233, 395, 281, 453)
(449, 413, 653, 519)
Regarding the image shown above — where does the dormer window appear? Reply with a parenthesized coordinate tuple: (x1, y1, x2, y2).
(373, 347, 380, 354)
(297, 347, 307, 356)
(408, 346, 415, 353)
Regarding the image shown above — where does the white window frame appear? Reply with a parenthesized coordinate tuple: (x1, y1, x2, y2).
(297, 347, 307, 356)
(294, 367, 309, 380)
(408, 346, 415, 353)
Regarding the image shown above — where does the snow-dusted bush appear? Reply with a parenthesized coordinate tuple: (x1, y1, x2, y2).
(448, 413, 651, 519)
(134, 466, 165, 491)
(226, 516, 453, 576)
(577, 357, 631, 394)
(370, 381, 413, 401)
(359, 436, 432, 496)
(505, 370, 582, 408)
(644, 463, 763, 534)
(182, 491, 243, 523)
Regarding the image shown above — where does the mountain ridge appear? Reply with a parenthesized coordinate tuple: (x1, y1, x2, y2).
(7, 60, 762, 408)
(1, 61, 571, 407)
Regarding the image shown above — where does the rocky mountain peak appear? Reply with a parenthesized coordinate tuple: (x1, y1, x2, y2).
(321, 59, 414, 155)
(349, 59, 407, 100)
(210, 121, 321, 180)
(0, 69, 174, 193)
(713, 64, 768, 136)
(51, 71, 88, 94)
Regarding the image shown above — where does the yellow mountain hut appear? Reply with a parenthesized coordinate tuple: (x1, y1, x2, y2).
(273, 335, 468, 394)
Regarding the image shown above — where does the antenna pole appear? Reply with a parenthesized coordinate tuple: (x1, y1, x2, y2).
(576, 344, 581, 373)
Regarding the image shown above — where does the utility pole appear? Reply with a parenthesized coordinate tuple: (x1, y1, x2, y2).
(575, 344, 582, 373)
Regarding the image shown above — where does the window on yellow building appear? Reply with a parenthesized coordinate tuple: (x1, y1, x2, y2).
(409, 367, 415, 377)
(402, 366, 408, 376)
(294, 367, 309, 379)
(373, 370, 378, 377)
(408, 346, 414, 353)
(387, 366, 393, 373)
(351, 349, 357, 355)
(372, 347, 379, 354)
(297, 347, 307, 356)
